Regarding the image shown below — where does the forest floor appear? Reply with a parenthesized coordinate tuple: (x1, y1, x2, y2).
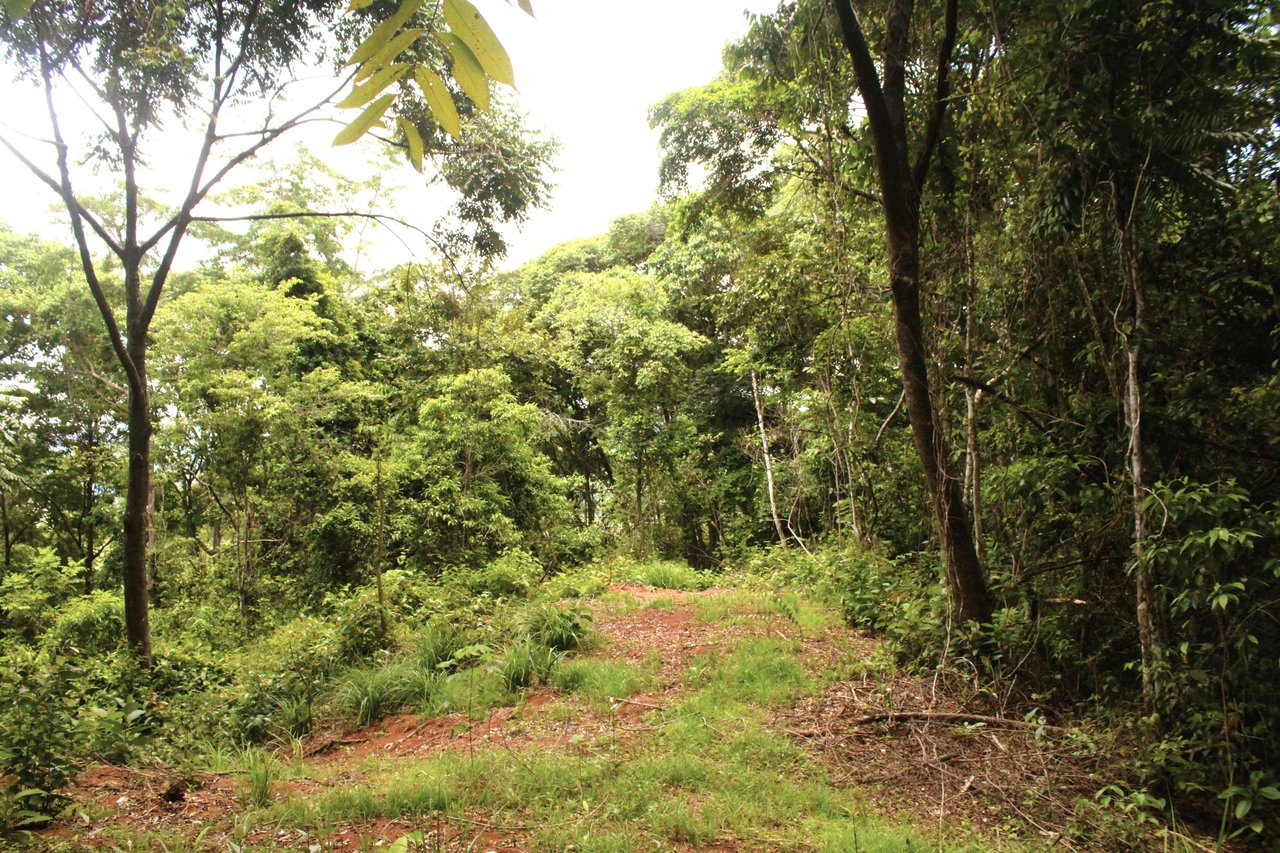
(34, 584, 1156, 851)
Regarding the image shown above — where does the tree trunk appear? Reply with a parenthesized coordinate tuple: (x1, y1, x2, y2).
(375, 455, 387, 637)
(1, 491, 11, 574)
(751, 370, 788, 549)
(831, 0, 991, 626)
(1120, 224, 1160, 704)
(122, 345, 153, 664)
(890, 243, 992, 626)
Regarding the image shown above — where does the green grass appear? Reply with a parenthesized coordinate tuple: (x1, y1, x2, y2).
(551, 658, 656, 708)
(512, 602, 592, 652)
(334, 663, 415, 726)
(696, 588, 835, 634)
(240, 746, 276, 808)
(685, 635, 811, 706)
(413, 620, 469, 671)
(426, 666, 511, 718)
(59, 581, 1011, 853)
(624, 559, 712, 590)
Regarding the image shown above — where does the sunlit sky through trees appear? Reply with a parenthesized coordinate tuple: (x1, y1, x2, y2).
(0, 0, 776, 270)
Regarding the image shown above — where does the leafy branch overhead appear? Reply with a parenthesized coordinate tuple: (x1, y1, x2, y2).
(337, 0, 531, 169)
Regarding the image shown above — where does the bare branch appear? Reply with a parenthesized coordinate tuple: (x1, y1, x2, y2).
(0, 133, 125, 256)
(139, 73, 350, 258)
(35, 43, 140, 392)
(138, 67, 349, 331)
(189, 210, 459, 268)
(874, 390, 906, 447)
(913, 0, 959, 193)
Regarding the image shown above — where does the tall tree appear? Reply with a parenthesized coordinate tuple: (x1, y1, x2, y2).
(0, 0, 541, 662)
(829, 0, 991, 625)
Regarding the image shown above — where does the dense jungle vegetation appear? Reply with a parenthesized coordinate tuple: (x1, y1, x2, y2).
(1, 0, 1278, 848)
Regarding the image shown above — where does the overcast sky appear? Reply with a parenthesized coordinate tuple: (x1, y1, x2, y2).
(0, 0, 779, 272)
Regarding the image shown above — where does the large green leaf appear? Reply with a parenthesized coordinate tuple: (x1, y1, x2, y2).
(347, 0, 426, 67)
(440, 33, 490, 112)
(3, 0, 34, 17)
(416, 68, 461, 138)
(332, 94, 395, 146)
(356, 28, 423, 81)
(397, 118, 425, 171)
(336, 64, 409, 108)
(443, 0, 514, 88)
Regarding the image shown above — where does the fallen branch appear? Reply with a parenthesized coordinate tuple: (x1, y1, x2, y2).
(851, 711, 1065, 735)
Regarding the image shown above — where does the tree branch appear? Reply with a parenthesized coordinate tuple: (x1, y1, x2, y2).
(34, 43, 140, 393)
(0, 133, 125, 257)
(189, 210, 464, 273)
(852, 710, 1066, 735)
(912, 0, 959, 193)
(139, 66, 349, 332)
(830, 0, 914, 221)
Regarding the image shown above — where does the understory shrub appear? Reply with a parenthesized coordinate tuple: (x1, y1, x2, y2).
(457, 549, 543, 599)
(40, 590, 125, 657)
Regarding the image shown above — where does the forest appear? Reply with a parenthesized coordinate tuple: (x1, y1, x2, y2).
(1, 0, 1278, 849)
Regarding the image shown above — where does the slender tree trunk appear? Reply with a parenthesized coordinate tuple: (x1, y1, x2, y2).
(963, 229, 985, 563)
(122, 341, 153, 663)
(832, 0, 991, 626)
(1, 491, 11, 574)
(85, 504, 96, 591)
(1120, 227, 1160, 703)
(890, 243, 991, 625)
(751, 370, 788, 549)
(375, 455, 387, 637)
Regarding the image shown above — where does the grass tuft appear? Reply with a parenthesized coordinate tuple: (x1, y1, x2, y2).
(551, 658, 656, 710)
(240, 746, 276, 809)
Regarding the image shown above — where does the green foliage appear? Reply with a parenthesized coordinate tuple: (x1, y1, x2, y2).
(457, 548, 541, 599)
(412, 620, 469, 673)
(495, 641, 537, 691)
(328, 586, 396, 662)
(511, 602, 592, 652)
(617, 558, 711, 591)
(551, 659, 655, 708)
(240, 747, 276, 809)
(1133, 479, 1280, 831)
(0, 547, 83, 642)
(336, 664, 415, 728)
(0, 650, 80, 820)
(40, 590, 124, 657)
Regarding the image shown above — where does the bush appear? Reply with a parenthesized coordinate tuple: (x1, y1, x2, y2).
(0, 649, 82, 823)
(40, 590, 125, 657)
(631, 560, 711, 591)
(540, 564, 613, 599)
(0, 547, 83, 642)
(337, 665, 401, 727)
(414, 620, 469, 672)
(329, 586, 395, 662)
(458, 549, 542, 599)
(497, 642, 536, 691)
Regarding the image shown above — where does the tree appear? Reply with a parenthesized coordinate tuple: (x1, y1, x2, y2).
(829, 0, 991, 626)
(0, 0, 543, 663)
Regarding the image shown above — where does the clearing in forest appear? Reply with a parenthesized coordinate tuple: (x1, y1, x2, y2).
(37, 582, 1099, 852)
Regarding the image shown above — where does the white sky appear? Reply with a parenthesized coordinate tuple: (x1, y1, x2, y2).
(0, 0, 779, 271)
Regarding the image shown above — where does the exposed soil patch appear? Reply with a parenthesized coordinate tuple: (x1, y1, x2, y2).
(39, 583, 1117, 851)
(779, 667, 1103, 847)
(50, 765, 244, 848)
